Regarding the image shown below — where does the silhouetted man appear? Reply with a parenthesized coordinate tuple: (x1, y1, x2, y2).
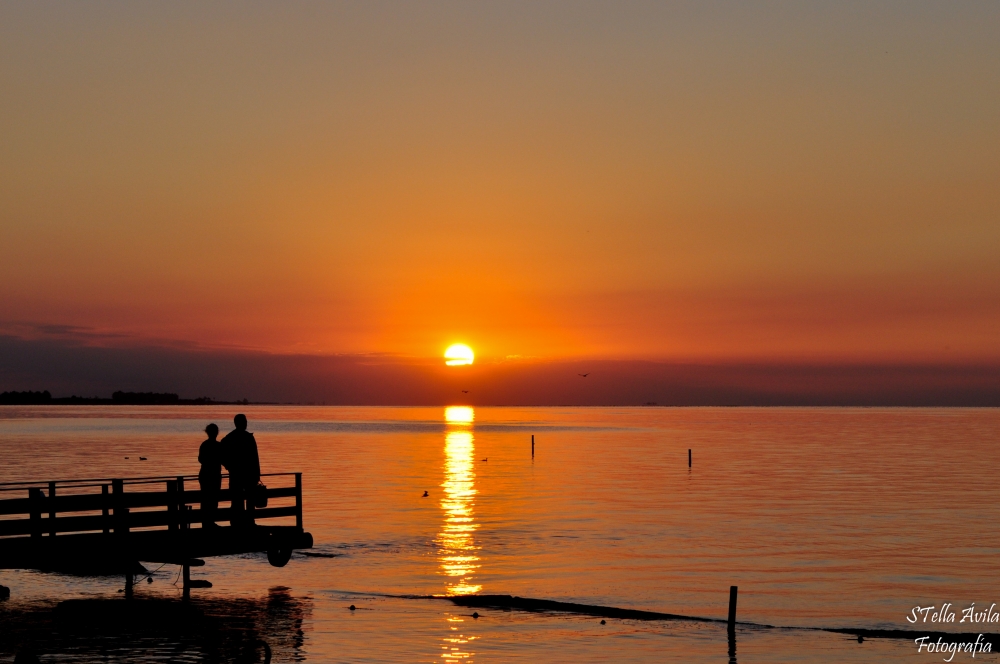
(221, 413, 261, 527)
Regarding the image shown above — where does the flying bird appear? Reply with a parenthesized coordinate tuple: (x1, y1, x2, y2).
(461, 390, 469, 393)
(578, 373, 589, 378)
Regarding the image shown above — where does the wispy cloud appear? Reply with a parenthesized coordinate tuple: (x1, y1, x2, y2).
(0, 322, 128, 344)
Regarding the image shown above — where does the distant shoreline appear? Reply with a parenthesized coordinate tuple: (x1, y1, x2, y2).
(2, 393, 998, 408)
(0, 391, 258, 406)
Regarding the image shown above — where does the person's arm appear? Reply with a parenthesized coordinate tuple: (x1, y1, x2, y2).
(219, 437, 233, 472)
(249, 433, 261, 481)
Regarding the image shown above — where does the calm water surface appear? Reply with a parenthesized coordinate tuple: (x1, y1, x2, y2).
(1, 406, 998, 662)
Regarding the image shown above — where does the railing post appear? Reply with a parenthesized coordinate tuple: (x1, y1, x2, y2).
(167, 480, 177, 531)
(48, 481, 57, 536)
(102, 484, 110, 534)
(295, 473, 303, 530)
(112, 479, 128, 536)
(29, 487, 43, 539)
(176, 476, 186, 530)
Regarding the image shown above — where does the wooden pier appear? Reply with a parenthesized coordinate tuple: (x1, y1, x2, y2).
(0, 473, 313, 594)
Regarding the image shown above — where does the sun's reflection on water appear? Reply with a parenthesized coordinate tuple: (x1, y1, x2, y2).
(437, 407, 481, 596)
(440, 614, 477, 661)
(436, 407, 481, 661)
(444, 406, 474, 424)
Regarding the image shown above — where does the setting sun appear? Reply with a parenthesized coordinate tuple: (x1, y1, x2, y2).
(444, 344, 475, 366)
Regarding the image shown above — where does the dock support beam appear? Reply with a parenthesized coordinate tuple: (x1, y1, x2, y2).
(180, 559, 209, 599)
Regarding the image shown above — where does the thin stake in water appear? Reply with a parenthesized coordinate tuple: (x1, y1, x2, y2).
(728, 585, 738, 632)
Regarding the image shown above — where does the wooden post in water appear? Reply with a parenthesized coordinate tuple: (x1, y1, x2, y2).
(531, 435, 534, 458)
(48, 481, 57, 536)
(182, 563, 191, 600)
(728, 585, 738, 632)
(688, 449, 692, 467)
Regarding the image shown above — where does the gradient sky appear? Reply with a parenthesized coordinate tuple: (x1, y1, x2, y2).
(2, 2, 999, 369)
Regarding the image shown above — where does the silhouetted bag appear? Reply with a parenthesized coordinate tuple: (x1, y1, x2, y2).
(254, 482, 268, 509)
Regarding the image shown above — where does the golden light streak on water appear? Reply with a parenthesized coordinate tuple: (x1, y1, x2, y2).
(436, 408, 482, 597)
(439, 615, 476, 661)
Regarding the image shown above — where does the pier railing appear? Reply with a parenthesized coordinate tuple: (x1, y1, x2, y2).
(0, 472, 303, 539)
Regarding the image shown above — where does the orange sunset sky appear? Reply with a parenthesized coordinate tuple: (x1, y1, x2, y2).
(1, 3, 999, 403)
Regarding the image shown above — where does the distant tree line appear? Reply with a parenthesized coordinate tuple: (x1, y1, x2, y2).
(0, 390, 52, 404)
(0, 390, 243, 405)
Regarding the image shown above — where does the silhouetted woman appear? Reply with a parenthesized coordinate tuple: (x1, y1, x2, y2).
(198, 423, 222, 528)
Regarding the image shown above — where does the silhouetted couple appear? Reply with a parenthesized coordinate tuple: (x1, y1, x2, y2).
(199, 414, 261, 528)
